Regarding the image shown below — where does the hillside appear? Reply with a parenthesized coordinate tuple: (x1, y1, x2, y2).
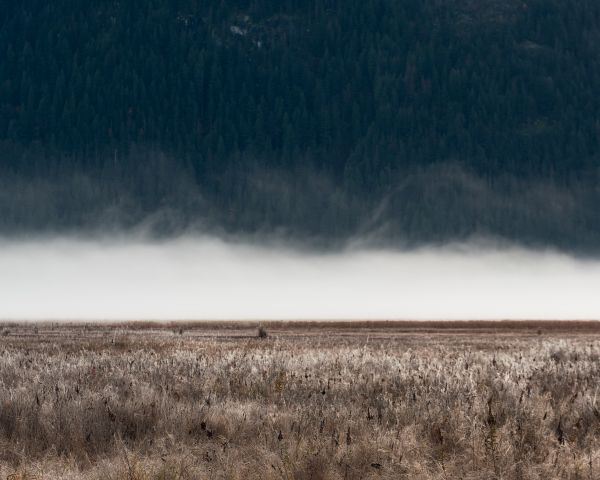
(1, 0, 600, 249)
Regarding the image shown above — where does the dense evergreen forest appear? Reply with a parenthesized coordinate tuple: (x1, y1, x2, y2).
(1, 0, 600, 250)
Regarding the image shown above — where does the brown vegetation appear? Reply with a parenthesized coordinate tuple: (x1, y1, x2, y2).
(0, 322, 599, 479)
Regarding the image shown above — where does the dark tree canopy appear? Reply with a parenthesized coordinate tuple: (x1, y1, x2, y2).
(1, 0, 599, 250)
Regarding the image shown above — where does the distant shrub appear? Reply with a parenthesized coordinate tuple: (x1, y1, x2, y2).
(257, 326, 268, 338)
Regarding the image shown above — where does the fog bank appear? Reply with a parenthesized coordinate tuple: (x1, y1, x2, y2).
(1, 237, 599, 321)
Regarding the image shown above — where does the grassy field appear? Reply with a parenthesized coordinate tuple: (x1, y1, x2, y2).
(1, 321, 600, 479)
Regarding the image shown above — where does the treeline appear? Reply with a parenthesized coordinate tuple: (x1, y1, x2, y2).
(1, 0, 600, 249)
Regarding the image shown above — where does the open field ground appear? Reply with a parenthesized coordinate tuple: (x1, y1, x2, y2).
(1, 321, 600, 479)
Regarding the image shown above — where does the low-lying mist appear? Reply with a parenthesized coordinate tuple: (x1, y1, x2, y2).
(1, 236, 599, 321)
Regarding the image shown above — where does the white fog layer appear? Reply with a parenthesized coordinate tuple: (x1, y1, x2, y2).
(1, 237, 599, 321)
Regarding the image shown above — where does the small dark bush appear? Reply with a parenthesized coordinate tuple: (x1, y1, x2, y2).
(257, 326, 268, 338)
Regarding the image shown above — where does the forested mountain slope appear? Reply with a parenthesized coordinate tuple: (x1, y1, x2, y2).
(1, 0, 599, 250)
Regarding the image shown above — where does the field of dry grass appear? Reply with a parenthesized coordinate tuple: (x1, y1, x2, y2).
(1, 321, 600, 479)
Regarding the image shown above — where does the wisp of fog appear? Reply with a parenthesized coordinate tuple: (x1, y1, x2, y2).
(1, 236, 599, 321)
